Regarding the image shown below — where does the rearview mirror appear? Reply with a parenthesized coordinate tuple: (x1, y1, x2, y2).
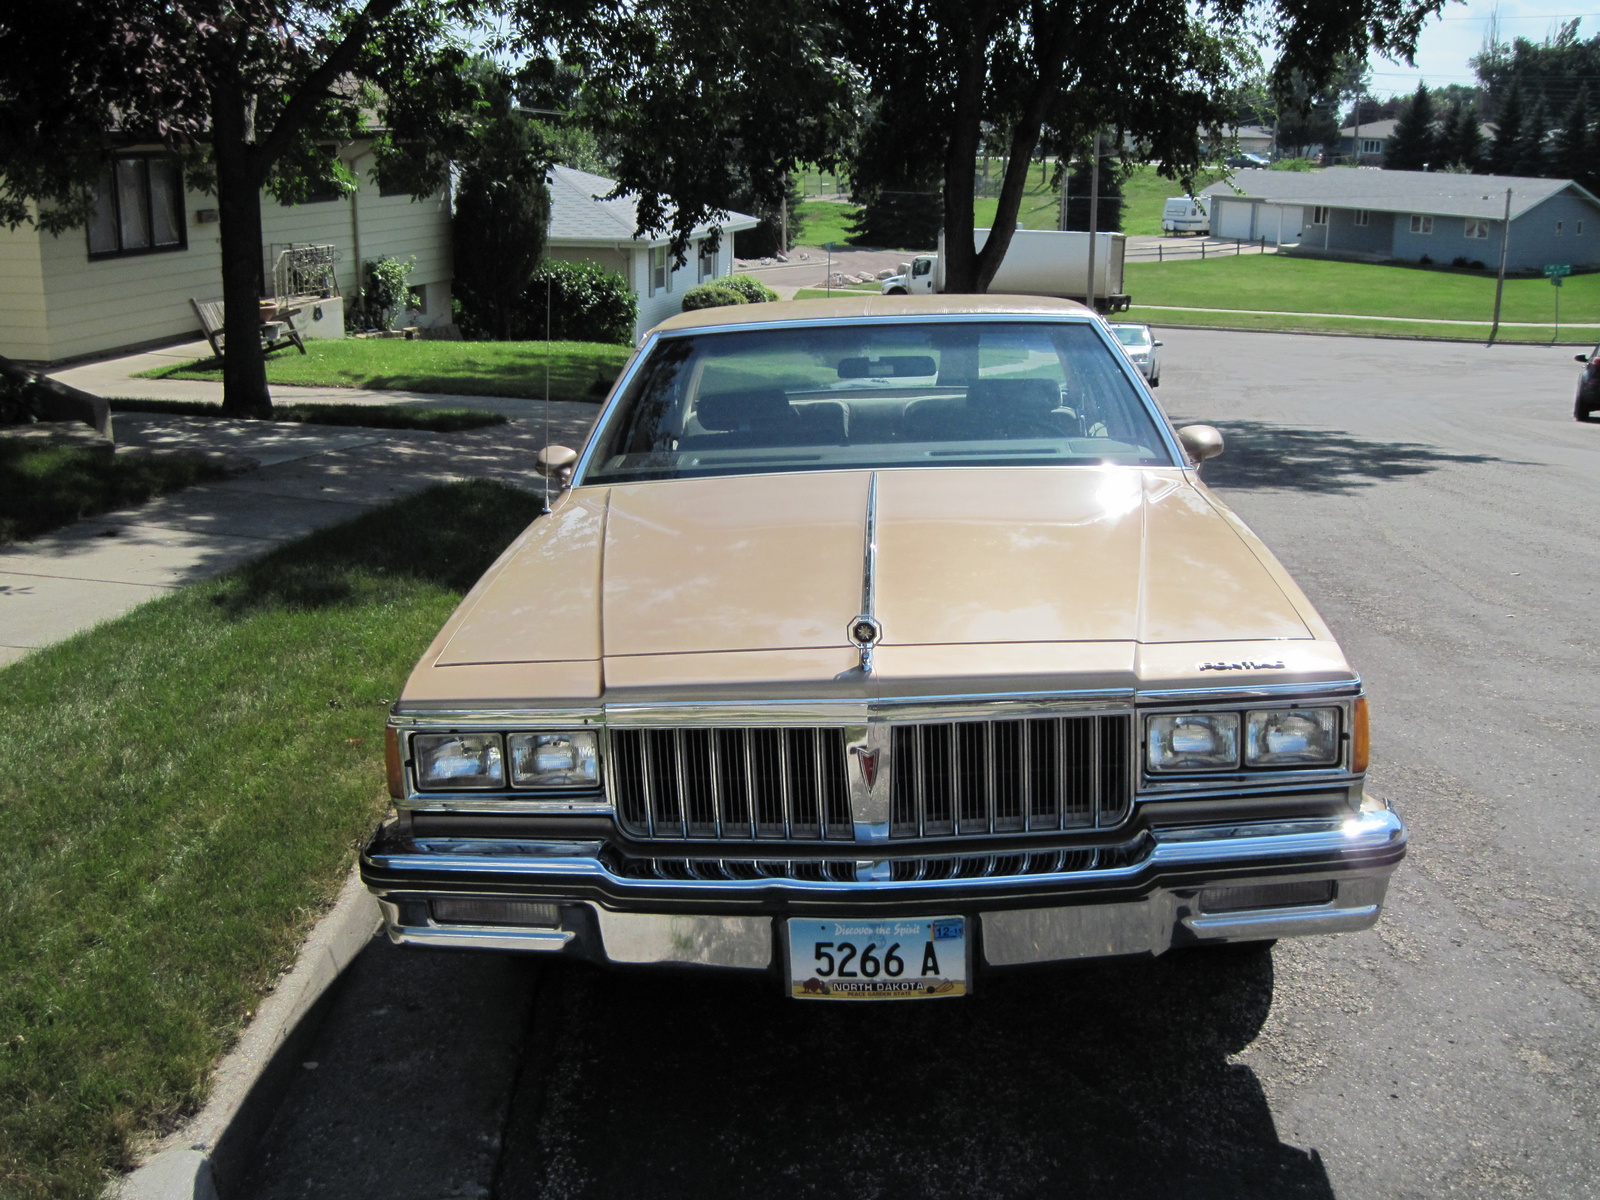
(1177, 424, 1224, 465)
(536, 445, 579, 481)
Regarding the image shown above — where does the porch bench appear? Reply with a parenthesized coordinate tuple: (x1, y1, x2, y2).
(190, 298, 308, 360)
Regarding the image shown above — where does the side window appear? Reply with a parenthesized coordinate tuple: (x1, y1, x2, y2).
(912, 258, 932, 277)
(1409, 215, 1433, 235)
(650, 247, 667, 296)
(87, 156, 185, 258)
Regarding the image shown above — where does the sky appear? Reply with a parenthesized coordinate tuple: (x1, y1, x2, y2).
(1367, 0, 1598, 96)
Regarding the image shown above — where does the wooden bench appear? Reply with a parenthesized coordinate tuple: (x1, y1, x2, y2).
(190, 298, 307, 361)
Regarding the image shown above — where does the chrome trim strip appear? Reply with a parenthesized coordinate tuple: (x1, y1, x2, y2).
(601, 693, 1136, 726)
(399, 798, 615, 815)
(1182, 904, 1380, 939)
(368, 810, 1404, 893)
(1137, 680, 1360, 702)
(390, 925, 575, 952)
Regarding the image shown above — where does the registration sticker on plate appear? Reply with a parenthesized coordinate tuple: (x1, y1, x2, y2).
(787, 916, 967, 1000)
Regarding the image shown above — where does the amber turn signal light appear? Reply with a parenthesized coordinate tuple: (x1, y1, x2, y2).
(1351, 697, 1369, 774)
(385, 726, 405, 798)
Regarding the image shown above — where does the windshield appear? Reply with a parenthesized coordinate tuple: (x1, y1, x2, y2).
(1110, 325, 1151, 348)
(582, 320, 1173, 485)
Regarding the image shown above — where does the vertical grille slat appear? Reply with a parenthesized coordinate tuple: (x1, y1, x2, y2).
(612, 716, 1132, 842)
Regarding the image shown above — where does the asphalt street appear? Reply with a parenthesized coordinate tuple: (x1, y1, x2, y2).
(237, 328, 1600, 1200)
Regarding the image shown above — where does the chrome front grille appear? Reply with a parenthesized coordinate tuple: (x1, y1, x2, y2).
(611, 728, 854, 840)
(612, 839, 1149, 883)
(891, 715, 1131, 837)
(611, 714, 1132, 843)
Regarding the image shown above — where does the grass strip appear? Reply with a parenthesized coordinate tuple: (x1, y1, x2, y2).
(0, 480, 541, 1200)
(108, 399, 507, 433)
(138, 339, 631, 403)
(1125, 254, 1600, 324)
(1126, 305, 1594, 344)
(0, 441, 233, 545)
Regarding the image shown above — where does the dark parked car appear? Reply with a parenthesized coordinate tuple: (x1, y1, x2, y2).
(1576, 344, 1600, 422)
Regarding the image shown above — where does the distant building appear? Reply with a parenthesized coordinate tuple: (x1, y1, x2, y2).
(1334, 119, 1400, 166)
(542, 165, 759, 342)
(1201, 168, 1600, 271)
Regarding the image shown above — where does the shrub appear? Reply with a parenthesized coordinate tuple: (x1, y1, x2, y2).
(518, 261, 638, 345)
(365, 255, 419, 331)
(682, 284, 748, 311)
(719, 274, 779, 303)
(1418, 254, 1433, 266)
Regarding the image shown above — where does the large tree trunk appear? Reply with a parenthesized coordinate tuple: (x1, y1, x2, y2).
(939, 6, 998, 293)
(211, 79, 273, 419)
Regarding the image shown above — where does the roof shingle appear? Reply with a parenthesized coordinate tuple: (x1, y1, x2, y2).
(1201, 167, 1597, 221)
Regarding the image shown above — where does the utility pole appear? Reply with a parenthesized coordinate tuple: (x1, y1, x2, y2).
(1086, 130, 1101, 313)
(1488, 187, 1513, 345)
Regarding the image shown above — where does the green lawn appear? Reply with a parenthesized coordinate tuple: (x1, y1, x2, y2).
(0, 441, 234, 545)
(1119, 164, 1230, 236)
(0, 481, 540, 1200)
(109, 399, 507, 433)
(794, 200, 863, 249)
(138, 339, 632, 403)
(1128, 305, 1593, 344)
(1125, 254, 1600, 324)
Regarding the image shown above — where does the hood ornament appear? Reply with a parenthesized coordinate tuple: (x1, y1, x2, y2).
(848, 474, 880, 675)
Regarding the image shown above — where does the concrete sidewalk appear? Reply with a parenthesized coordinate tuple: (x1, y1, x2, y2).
(3, 359, 599, 665)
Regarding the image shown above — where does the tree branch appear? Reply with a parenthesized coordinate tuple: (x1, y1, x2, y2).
(256, 0, 407, 167)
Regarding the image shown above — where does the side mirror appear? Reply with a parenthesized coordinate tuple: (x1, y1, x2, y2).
(1153, 341, 1164, 348)
(1177, 424, 1224, 465)
(1577, 354, 1591, 363)
(536, 445, 579, 482)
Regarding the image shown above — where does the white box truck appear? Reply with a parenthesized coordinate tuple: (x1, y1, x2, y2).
(879, 228, 1130, 312)
(1161, 196, 1210, 234)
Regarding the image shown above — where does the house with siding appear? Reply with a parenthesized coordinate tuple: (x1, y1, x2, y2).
(542, 165, 759, 343)
(1201, 168, 1600, 271)
(0, 139, 451, 366)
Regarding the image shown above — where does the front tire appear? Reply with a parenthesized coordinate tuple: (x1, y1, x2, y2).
(885, 287, 908, 296)
(1578, 395, 1596, 422)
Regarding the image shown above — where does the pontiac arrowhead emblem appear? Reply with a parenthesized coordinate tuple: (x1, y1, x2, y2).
(851, 745, 880, 788)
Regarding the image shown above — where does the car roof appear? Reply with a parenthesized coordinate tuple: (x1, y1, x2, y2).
(649, 293, 1100, 337)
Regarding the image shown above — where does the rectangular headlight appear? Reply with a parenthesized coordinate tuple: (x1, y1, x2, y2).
(1147, 712, 1240, 771)
(413, 733, 504, 790)
(508, 731, 600, 788)
(1245, 708, 1340, 767)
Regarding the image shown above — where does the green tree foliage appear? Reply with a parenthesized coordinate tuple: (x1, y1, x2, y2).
(521, 0, 1447, 295)
(1553, 89, 1594, 190)
(845, 181, 944, 249)
(1517, 99, 1551, 176)
(1439, 99, 1485, 171)
(1062, 157, 1125, 233)
(1474, 18, 1600, 129)
(1489, 82, 1526, 174)
(364, 255, 418, 331)
(734, 175, 807, 258)
(517, 261, 637, 345)
(0, 1, 486, 417)
(1384, 83, 1437, 169)
(453, 77, 553, 341)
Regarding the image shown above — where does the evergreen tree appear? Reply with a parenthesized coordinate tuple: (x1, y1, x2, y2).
(1384, 82, 1437, 169)
(845, 182, 944, 249)
(1489, 83, 1525, 173)
(734, 175, 806, 257)
(1062, 157, 1125, 232)
(1453, 104, 1486, 171)
(1435, 102, 1462, 166)
(1553, 89, 1593, 189)
(1518, 98, 1551, 176)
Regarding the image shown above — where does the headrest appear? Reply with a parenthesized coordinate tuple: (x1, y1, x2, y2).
(695, 389, 794, 431)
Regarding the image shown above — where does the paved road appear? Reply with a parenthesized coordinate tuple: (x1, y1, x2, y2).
(238, 330, 1600, 1199)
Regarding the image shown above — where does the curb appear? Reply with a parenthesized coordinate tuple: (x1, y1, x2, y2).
(112, 867, 381, 1200)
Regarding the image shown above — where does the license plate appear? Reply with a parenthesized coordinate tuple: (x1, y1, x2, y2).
(787, 916, 968, 1000)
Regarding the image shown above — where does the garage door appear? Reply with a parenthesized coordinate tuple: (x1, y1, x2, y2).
(1214, 199, 1255, 239)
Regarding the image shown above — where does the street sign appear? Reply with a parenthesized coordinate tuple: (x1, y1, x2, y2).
(1544, 263, 1571, 277)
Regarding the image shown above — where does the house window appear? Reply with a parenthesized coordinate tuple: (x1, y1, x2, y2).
(650, 246, 667, 295)
(1555, 221, 1564, 236)
(1464, 219, 1489, 239)
(1311, 206, 1329, 225)
(1353, 210, 1369, 227)
(1409, 215, 1433, 235)
(1362, 139, 1383, 154)
(698, 239, 717, 282)
(86, 155, 185, 258)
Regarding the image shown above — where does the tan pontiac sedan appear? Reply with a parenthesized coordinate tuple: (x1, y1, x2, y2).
(362, 295, 1406, 1001)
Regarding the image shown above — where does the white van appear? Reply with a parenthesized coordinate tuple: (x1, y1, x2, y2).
(1161, 196, 1209, 235)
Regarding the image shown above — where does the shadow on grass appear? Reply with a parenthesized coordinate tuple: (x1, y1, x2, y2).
(210, 480, 541, 616)
(1196, 420, 1505, 494)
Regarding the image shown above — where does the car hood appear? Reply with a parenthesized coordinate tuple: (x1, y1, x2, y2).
(425, 468, 1312, 676)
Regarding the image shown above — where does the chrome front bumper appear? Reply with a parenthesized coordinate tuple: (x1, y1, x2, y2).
(364, 807, 1406, 970)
